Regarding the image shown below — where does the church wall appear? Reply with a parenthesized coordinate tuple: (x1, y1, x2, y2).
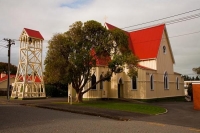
(82, 66, 111, 99)
(138, 59, 157, 70)
(157, 30, 174, 74)
(124, 69, 147, 99)
(146, 72, 185, 99)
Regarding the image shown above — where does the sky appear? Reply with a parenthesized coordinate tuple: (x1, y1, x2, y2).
(0, 0, 199, 77)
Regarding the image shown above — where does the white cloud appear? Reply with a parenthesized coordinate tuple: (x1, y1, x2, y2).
(0, 0, 200, 77)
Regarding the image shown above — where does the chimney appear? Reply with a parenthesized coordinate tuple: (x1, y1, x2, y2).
(1, 72, 6, 78)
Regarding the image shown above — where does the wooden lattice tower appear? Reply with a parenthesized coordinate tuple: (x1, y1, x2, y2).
(11, 28, 46, 99)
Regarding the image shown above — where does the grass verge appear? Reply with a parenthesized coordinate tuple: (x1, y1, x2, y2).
(54, 100, 166, 115)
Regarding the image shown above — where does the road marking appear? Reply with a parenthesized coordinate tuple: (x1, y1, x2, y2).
(189, 128, 200, 132)
(148, 122, 165, 127)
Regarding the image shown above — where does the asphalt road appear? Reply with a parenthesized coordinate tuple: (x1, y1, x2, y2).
(0, 104, 199, 133)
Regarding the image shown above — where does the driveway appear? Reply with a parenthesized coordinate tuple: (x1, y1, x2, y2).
(133, 102, 200, 129)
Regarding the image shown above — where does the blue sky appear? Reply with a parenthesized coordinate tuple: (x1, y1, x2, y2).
(0, 0, 200, 77)
(60, 0, 93, 8)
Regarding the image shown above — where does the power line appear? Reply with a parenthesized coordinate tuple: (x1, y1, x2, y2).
(0, 47, 5, 51)
(0, 44, 7, 47)
(126, 30, 200, 45)
(127, 13, 200, 32)
(166, 13, 200, 25)
(5, 30, 200, 47)
(122, 8, 200, 29)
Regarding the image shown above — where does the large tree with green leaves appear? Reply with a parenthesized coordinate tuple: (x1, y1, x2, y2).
(45, 20, 138, 102)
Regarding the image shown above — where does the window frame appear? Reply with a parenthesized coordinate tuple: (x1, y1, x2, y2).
(176, 77, 179, 90)
(150, 74, 154, 90)
(131, 76, 137, 90)
(91, 74, 96, 90)
(164, 72, 169, 89)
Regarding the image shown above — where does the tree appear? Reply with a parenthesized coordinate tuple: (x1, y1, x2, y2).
(0, 62, 17, 74)
(193, 67, 200, 75)
(195, 76, 200, 80)
(44, 20, 138, 102)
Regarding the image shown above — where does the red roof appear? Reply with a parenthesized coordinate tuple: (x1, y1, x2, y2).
(0, 75, 15, 82)
(0, 75, 42, 83)
(24, 28, 44, 40)
(105, 23, 165, 60)
(91, 49, 111, 66)
(105, 23, 118, 30)
(129, 25, 165, 60)
(17, 75, 42, 83)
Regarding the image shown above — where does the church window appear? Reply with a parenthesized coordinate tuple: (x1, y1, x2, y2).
(91, 74, 96, 89)
(100, 74, 103, 90)
(163, 46, 166, 54)
(150, 74, 154, 90)
(164, 72, 169, 89)
(176, 77, 179, 90)
(132, 76, 137, 90)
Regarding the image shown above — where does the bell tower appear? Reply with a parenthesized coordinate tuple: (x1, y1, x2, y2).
(11, 28, 46, 99)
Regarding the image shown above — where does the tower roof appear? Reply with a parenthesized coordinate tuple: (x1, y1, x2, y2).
(24, 28, 44, 40)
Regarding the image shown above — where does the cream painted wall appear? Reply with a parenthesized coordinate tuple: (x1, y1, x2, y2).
(139, 59, 157, 70)
(157, 30, 174, 74)
(0, 78, 15, 91)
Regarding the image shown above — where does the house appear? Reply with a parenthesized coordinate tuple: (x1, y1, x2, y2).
(68, 23, 185, 100)
(184, 81, 200, 95)
(0, 72, 15, 96)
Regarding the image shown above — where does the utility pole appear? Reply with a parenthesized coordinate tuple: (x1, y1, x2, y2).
(3, 38, 15, 101)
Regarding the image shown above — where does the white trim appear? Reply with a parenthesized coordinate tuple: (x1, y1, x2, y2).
(192, 83, 200, 84)
(118, 77, 124, 84)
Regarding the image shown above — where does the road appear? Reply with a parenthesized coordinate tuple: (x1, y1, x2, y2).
(0, 104, 199, 133)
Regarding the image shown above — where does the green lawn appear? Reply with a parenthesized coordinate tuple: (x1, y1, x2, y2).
(54, 100, 166, 115)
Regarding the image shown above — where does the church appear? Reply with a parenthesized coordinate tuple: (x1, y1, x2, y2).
(69, 23, 185, 100)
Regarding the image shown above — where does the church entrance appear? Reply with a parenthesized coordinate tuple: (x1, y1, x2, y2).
(118, 78, 123, 98)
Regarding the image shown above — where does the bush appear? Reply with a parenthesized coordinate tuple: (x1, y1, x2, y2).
(45, 84, 68, 97)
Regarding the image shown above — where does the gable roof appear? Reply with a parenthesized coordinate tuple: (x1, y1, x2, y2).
(0, 75, 15, 83)
(129, 24, 165, 60)
(105, 23, 167, 60)
(105, 23, 118, 30)
(24, 28, 44, 40)
(0, 75, 42, 83)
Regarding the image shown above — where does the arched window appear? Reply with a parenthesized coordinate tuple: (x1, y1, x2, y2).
(100, 74, 103, 90)
(91, 74, 96, 89)
(150, 74, 154, 90)
(176, 77, 179, 90)
(164, 72, 168, 89)
(132, 76, 137, 90)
